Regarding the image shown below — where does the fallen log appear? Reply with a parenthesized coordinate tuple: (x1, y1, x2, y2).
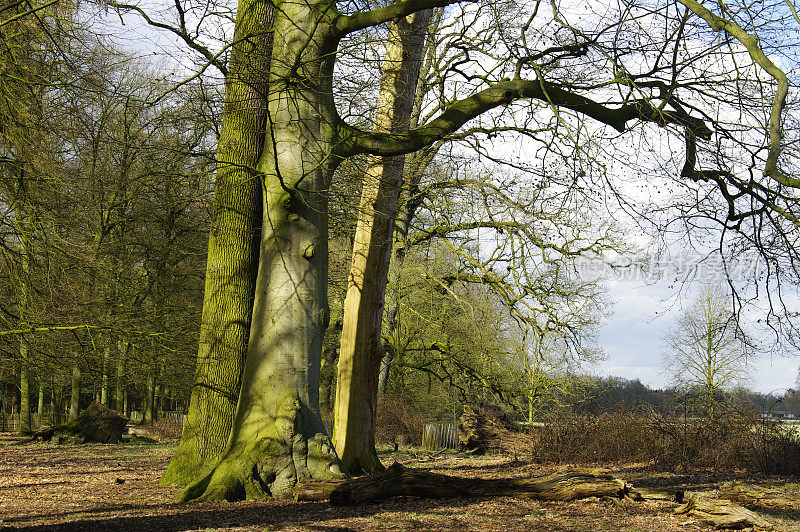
(675, 494, 773, 530)
(293, 479, 345, 501)
(717, 481, 791, 509)
(327, 462, 630, 505)
(32, 401, 127, 444)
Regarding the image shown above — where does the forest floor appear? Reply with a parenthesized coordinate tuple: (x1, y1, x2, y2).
(1, 432, 798, 531)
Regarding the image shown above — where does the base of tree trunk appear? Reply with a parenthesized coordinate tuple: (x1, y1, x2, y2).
(294, 462, 631, 505)
(178, 401, 344, 502)
(675, 494, 773, 530)
(160, 440, 211, 486)
(32, 402, 127, 444)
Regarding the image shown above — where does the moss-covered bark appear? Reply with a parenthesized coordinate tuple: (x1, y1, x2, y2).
(179, 0, 344, 501)
(161, 0, 274, 487)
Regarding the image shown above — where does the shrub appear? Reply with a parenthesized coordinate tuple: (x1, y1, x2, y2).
(528, 406, 800, 475)
(530, 409, 656, 463)
(375, 394, 430, 446)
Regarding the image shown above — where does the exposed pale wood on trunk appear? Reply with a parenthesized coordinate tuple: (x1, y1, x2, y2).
(717, 481, 793, 509)
(675, 494, 773, 530)
(333, 10, 431, 475)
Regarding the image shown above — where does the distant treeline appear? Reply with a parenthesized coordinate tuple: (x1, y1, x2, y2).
(545, 375, 800, 418)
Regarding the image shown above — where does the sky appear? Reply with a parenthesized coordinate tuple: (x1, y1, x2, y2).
(594, 278, 799, 395)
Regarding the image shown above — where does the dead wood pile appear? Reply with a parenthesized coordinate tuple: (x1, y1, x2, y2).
(458, 403, 532, 455)
(33, 401, 127, 444)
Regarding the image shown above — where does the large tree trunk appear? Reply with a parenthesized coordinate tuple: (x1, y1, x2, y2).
(100, 344, 110, 406)
(17, 216, 31, 434)
(161, 0, 273, 487)
(333, 10, 431, 475)
(675, 494, 773, 530)
(179, 3, 344, 502)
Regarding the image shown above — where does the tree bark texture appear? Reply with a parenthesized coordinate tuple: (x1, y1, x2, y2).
(161, 0, 274, 487)
(15, 199, 32, 435)
(333, 10, 431, 475)
(114, 340, 127, 413)
(178, 1, 344, 502)
(37, 383, 44, 417)
(101, 344, 110, 407)
(142, 371, 155, 424)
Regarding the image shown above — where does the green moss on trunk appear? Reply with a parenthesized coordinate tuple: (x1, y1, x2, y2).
(161, 0, 274, 487)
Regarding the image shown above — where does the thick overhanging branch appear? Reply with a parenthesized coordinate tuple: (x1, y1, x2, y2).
(407, 220, 604, 258)
(677, 0, 797, 188)
(335, 0, 462, 35)
(338, 78, 712, 157)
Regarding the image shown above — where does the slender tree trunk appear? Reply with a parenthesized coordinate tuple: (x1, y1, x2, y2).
(101, 344, 110, 406)
(115, 340, 127, 413)
(155, 383, 164, 417)
(14, 198, 32, 434)
(334, 11, 430, 474)
(161, 0, 274, 487)
(37, 384, 44, 416)
(179, 3, 344, 502)
(69, 364, 80, 421)
(143, 372, 155, 424)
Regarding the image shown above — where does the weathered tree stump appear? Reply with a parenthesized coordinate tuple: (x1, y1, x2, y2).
(458, 403, 531, 455)
(675, 494, 773, 530)
(33, 402, 127, 444)
(322, 462, 630, 505)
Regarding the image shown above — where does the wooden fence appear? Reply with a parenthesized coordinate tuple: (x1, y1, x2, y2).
(129, 411, 186, 425)
(421, 423, 459, 451)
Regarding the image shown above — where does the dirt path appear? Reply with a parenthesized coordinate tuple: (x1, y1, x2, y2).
(1, 434, 797, 531)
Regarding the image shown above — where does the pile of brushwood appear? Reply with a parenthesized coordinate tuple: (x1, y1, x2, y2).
(32, 402, 128, 444)
(457, 403, 533, 456)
